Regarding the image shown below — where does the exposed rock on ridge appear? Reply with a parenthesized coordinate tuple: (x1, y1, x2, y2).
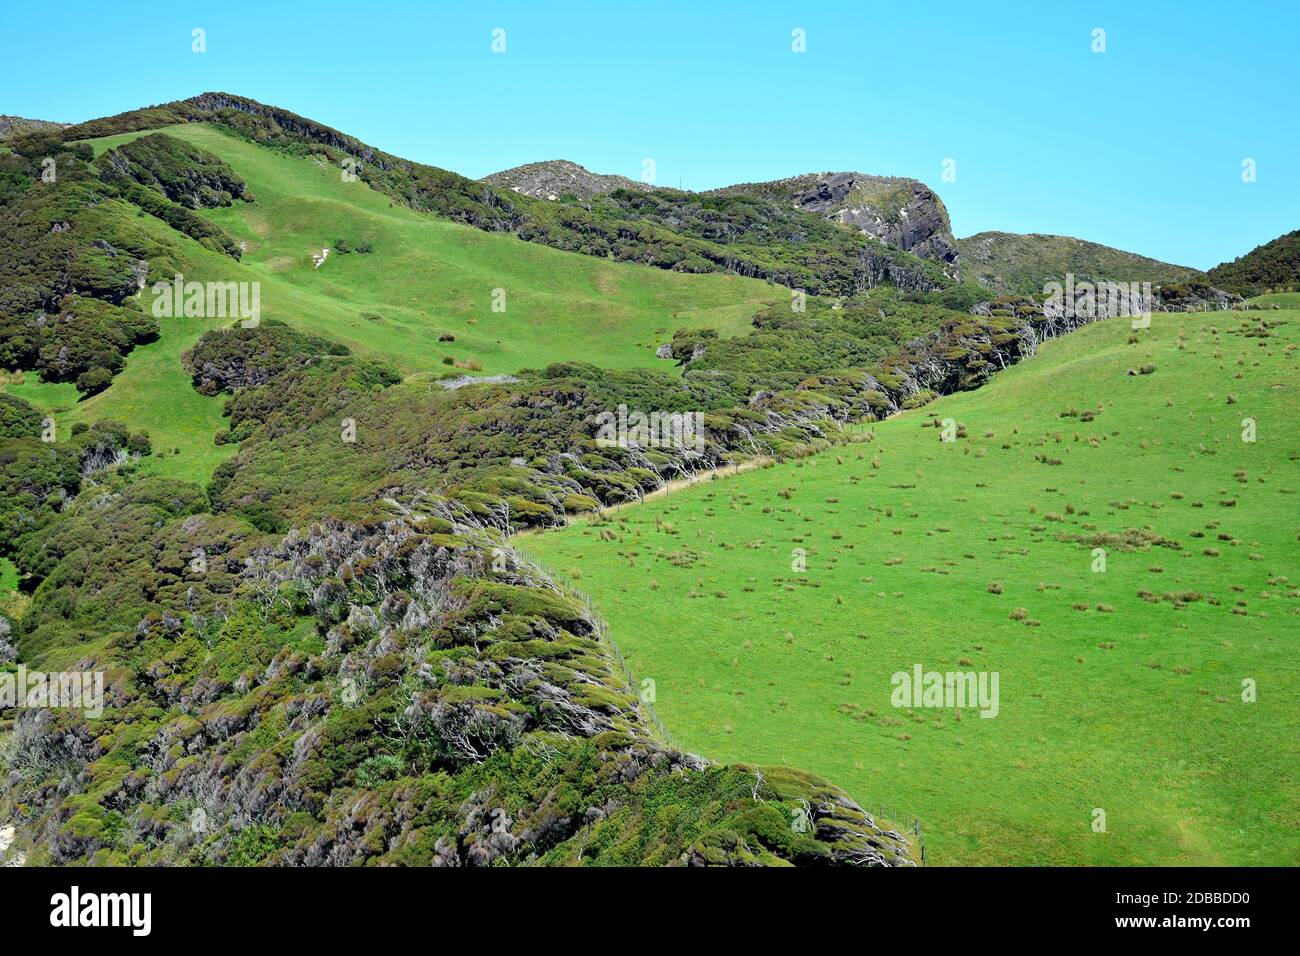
(482, 159, 655, 201)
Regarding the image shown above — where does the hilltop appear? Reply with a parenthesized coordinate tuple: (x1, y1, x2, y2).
(957, 231, 1203, 294)
(707, 171, 961, 276)
(52, 93, 949, 298)
(0, 115, 68, 142)
(482, 159, 655, 201)
(1207, 229, 1300, 297)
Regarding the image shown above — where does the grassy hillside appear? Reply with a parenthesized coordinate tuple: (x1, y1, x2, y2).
(6, 124, 784, 482)
(66, 94, 952, 299)
(87, 124, 783, 375)
(958, 231, 1203, 295)
(1251, 291, 1300, 309)
(6, 318, 236, 481)
(521, 307, 1300, 865)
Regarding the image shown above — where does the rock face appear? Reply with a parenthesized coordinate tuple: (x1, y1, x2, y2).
(707, 172, 961, 278)
(0, 823, 22, 867)
(481, 163, 960, 277)
(481, 160, 654, 201)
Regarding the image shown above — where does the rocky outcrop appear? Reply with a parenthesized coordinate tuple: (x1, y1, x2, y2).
(0, 116, 69, 143)
(970, 280, 1243, 332)
(482, 160, 654, 201)
(1153, 280, 1244, 312)
(0, 823, 24, 867)
(708, 172, 961, 278)
(483, 162, 961, 278)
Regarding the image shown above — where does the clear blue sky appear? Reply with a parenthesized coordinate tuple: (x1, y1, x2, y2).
(3, 0, 1296, 270)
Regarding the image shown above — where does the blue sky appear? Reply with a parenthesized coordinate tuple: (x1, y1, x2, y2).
(3, 0, 1296, 270)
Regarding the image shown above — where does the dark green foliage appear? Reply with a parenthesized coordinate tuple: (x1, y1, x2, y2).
(12, 479, 248, 662)
(0, 129, 255, 407)
(0, 419, 154, 554)
(0, 392, 42, 439)
(676, 287, 967, 396)
(96, 132, 248, 209)
(0, 145, 142, 319)
(35, 295, 158, 392)
(957, 230, 1204, 295)
(0, 438, 81, 551)
(1206, 229, 1300, 296)
(46, 295, 155, 373)
(184, 320, 350, 395)
(75, 366, 112, 395)
(0, 136, 195, 394)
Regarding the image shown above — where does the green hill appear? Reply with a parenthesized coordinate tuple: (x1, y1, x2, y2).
(3, 91, 1292, 870)
(1208, 229, 1300, 297)
(0, 99, 931, 869)
(957, 231, 1203, 295)
(64, 93, 952, 298)
(6, 123, 784, 483)
(521, 308, 1300, 865)
(0, 115, 68, 142)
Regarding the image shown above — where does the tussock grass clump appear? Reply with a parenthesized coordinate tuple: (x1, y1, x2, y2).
(1059, 528, 1181, 552)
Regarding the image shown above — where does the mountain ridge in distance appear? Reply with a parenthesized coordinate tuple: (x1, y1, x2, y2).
(42, 91, 1271, 295)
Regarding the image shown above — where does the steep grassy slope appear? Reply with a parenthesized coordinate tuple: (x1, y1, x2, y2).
(6, 124, 783, 483)
(67, 94, 952, 298)
(85, 124, 782, 375)
(521, 308, 1300, 865)
(958, 231, 1203, 295)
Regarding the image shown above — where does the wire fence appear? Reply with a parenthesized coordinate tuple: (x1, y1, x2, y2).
(866, 805, 927, 865)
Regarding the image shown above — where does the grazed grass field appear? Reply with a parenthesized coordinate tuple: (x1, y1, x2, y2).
(521, 309, 1300, 865)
